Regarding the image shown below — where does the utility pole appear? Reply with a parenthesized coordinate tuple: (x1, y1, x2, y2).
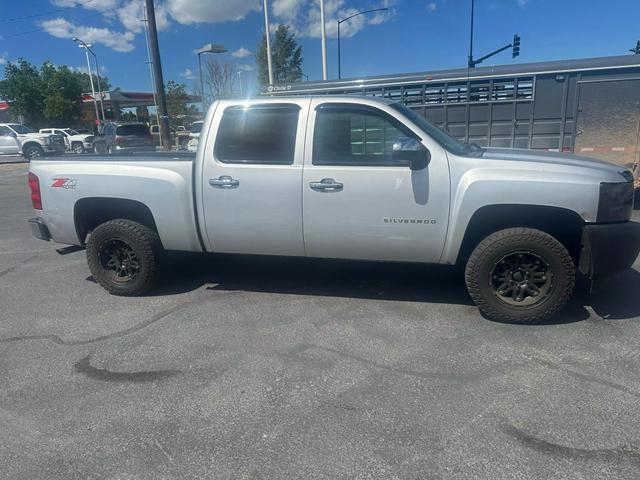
(320, 0, 328, 80)
(144, 0, 171, 150)
(468, 0, 474, 69)
(263, 0, 274, 85)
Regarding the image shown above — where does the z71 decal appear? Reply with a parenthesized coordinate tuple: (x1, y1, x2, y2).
(51, 178, 76, 189)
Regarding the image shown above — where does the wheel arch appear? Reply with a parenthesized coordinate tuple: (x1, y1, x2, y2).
(21, 141, 43, 154)
(455, 204, 585, 266)
(74, 197, 160, 245)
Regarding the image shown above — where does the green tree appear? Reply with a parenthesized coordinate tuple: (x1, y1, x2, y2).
(40, 62, 84, 125)
(256, 24, 304, 86)
(166, 80, 198, 125)
(0, 59, 44, 125)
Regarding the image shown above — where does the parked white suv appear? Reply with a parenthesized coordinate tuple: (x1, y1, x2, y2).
(39, 128, 94, 154)
(0, 123, 66, 159)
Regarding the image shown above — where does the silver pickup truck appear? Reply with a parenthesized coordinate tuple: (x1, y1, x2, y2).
(27, 96, 640, 323)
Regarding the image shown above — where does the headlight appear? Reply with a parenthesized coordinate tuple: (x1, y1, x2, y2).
(597, 180, 633, 223)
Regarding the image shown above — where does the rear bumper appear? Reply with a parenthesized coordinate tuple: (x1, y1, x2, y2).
(28, 217, 51, 242)
(579, 221, 640, 279)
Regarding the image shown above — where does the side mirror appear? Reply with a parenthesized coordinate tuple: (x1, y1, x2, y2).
(392, 137, 430, 170)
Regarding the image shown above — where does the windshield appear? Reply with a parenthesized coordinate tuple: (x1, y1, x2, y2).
(389, 103, 482, 156)
(190, 122, 203, 134)
(8, 124, 34, 134)
(63, 129, 79, 135)
(116, 124, 150, 136)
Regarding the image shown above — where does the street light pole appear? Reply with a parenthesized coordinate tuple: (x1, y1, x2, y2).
(337, 8, 388, 79)
(195, 43, 227, 112)
(468, 0, 475, 69)
(92, 54, 106, 121)
(320, 0, 328, 80)
(73, 38, 100, 125)
(263, 0, 274, 85)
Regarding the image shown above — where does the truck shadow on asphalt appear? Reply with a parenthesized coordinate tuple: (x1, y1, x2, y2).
(88, 253, 640, 325)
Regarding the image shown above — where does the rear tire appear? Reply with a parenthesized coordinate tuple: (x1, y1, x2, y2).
(465, 227, 575, 324)
(86, 219, 161, 296)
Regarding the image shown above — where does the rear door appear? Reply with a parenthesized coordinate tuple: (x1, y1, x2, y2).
(0, 126, 20, 155)
(200, 100, 309, 256)
(302, 100, 451, 263)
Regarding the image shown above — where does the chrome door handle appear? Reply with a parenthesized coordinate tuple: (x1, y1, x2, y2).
(209, 175, 239, 188)
(310, 178, 343, 192)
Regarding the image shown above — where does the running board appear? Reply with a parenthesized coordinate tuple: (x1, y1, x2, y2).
(56, 245, 85, 255)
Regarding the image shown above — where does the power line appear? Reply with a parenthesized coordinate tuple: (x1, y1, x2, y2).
(0, 0, 97, 22)
(1, 12, 104, 40)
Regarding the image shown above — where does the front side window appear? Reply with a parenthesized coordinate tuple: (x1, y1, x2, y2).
(0, 126, 13, 136)
(215, 104, 300, 165)
(313, 104, 419, 166)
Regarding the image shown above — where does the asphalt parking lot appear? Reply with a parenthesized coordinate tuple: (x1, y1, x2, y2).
(1, 162, 640, 479)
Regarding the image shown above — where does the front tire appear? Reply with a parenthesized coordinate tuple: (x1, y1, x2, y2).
(72, 142, 85, 154)
(24, 144, 44, 160)
(86, 219, 161, 296)
(465, 227, 575, 324)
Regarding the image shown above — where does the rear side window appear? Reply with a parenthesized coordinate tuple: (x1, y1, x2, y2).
(116, 124, 149, 136)
(215, 104, 300, 165)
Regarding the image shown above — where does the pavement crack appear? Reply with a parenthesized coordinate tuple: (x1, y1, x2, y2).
(74, 354, 180, 382)
(504, 423, 640, 465)
(295, 343, 510, 383)
(529, 356, 640, 399)
(0, 291, 239, 347)
(0, 255, 36, 278)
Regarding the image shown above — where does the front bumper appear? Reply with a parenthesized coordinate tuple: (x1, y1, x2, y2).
(28, 217, 51, 242)
(579, 221, 640, 279)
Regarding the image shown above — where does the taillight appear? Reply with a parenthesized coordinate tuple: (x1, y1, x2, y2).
(28, 172, 42, 210)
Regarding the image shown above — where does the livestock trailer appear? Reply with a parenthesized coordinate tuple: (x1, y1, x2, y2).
(262, 55, 640, 169)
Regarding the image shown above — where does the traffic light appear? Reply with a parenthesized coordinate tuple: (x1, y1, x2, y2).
(512, 34, 521, 58)
(631, 40, 640, 54)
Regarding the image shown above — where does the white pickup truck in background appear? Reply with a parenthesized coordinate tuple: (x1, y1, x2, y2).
(0, 123, 66, 158)
(39, 128, 95, 154)
(26, 96, 640, 323)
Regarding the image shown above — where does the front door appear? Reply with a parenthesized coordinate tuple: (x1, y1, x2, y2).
(200, 100, 310, 256)
(0, 126, 20, 155)
(302, 100, 451, 263)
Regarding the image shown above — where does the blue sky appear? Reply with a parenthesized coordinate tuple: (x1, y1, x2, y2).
(0, 0, 638, 95)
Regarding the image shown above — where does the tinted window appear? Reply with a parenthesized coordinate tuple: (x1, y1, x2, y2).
(215, 105, 300, 165)
(190, 122, 203, 134)
(116, 124, 149, 136)
(0, 126, 13, 136)
(313, 105, 418, 166)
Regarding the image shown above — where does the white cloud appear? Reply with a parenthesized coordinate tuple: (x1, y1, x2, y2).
(52, 0, 120, 12)
(180, 68, 197, 79)
(232, 47, 252, 58)
(0, 52, 7, 65)
(237, 63, 255, 72)
(39, 18, 136, 52)
(270, 0, 395, 39)
(117, 0, 170, 33)
(427, 2, 437, 12)
(165, 0, 261, 24)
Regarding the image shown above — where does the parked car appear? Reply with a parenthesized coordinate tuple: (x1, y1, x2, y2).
(94, 123, 154, 154)
(149, 124, 191, 149)
(187, 121, 203, 152)
(39, 128, 94, 153)
(0, 123, 66, 159)
(27, 96, 640, 324)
